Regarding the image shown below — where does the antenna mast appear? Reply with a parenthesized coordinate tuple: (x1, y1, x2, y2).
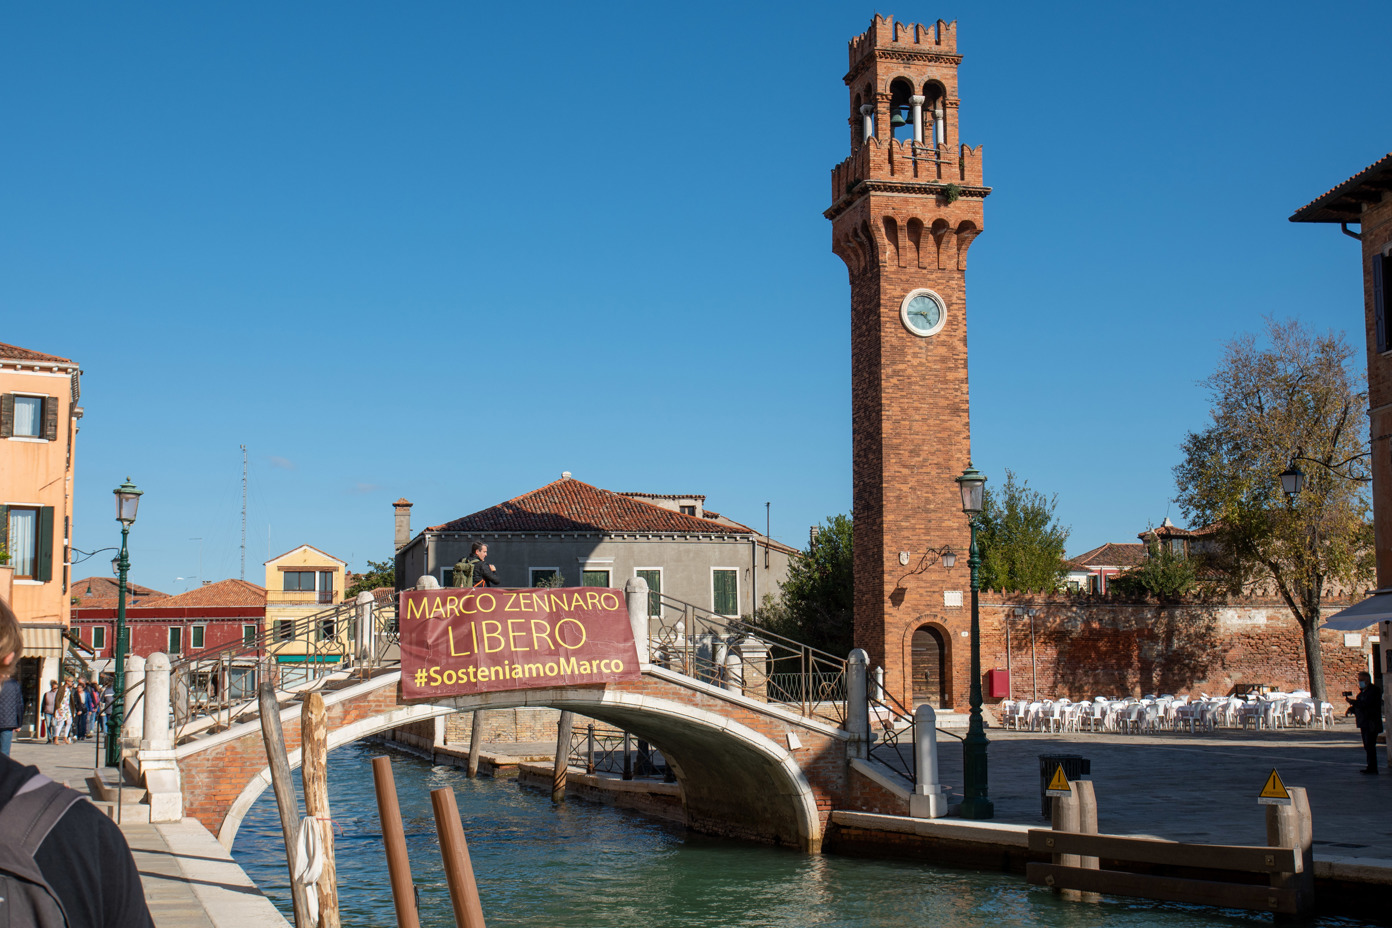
(240, 444, 248, 581)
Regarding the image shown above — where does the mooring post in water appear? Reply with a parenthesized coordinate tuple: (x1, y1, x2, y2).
(372, 756, 421, 928)
(430, 787, 487, 928)
(1049, 777, 1083, 902)
(1266, 784, 1315, 917)
(467, 710, 485, 779)
(258, 682, 312, 928)
(302, 692, 340, 928)
(622, 731, 633, 780)
(552, 711, 574, 803)
(586, 724, 595, 774)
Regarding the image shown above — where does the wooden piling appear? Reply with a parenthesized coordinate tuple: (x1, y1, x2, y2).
(430, 787, 487, 928)
(258, 683, 312, 928)
(1266, 785, 1315, 917)
(467, 710, 485, 779)
(1049, 784, 1082, 901)
(371, 756, 421, 928)
(301, 693, 340, 928)
(551, 711, 574, 803)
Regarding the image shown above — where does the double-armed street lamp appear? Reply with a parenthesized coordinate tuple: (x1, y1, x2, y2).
(105, 478, 143, 768)
(955, 462, 994, 819)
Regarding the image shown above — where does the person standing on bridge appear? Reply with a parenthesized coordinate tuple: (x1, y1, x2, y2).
(467, 542, 503, 587)
(0, 596, 154, 927)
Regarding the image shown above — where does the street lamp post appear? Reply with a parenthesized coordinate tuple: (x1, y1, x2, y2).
(955, 462, 993, 819)
(105, 478, 143, 768)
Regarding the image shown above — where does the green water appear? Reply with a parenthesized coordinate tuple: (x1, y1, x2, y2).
(231, 743, 1368, 927)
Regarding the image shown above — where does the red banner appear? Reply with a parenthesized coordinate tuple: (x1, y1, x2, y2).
(399, 587, 640, 699)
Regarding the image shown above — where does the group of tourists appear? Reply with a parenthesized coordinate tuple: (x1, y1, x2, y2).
(39, 676, 111, 745)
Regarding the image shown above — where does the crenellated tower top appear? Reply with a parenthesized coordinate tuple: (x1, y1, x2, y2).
(847, 15, 958, 72)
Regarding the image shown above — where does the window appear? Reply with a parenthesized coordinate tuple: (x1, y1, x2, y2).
(4, 506, 53, 581)
(91, 626, 106, 651)
(636, 569, 662, 617)
(275, 620, 295, 642)
(581, 570, 610, 587)
(318, 570, 334, 604)
(317, 616, 336, 641)
(1375, 251, 1390, 354)
(191, 625, 206, 650)
(679, 505, 696, 516)
(1, 395, 55, 441)
(531, 568, 562, 587)
(713, 569, 738, 616)
(243, 624, 257, 647)
(168, 626, 182, 655)
(283, 571, 315, 591)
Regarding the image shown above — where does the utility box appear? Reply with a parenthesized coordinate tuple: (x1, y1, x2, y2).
(985, 668, 1010, 698)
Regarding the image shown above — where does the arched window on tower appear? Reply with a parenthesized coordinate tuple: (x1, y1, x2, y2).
(889, 78, 915, 143)
(923, 81, 947, 148)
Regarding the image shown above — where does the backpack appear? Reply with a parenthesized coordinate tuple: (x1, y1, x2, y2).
(0, 774, 82, 927)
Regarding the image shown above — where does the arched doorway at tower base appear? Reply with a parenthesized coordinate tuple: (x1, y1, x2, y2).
(910, 623, 951, 709)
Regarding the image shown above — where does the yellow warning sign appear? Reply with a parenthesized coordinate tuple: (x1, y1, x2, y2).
(1045, 764, 1071, 797)
(1258, 768, 1291, 806)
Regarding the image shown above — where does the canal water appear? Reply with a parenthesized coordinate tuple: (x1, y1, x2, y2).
(232, 742, 1365, 928)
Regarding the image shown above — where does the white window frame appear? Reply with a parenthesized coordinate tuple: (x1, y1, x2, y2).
(91, 626, 106, 651)
(243, 624, 257, 647)
(711, 567, 740, 617)
(191, 625, 206, 650)
(168, 626, 183, 654)
(635, 567, 663, 617)
(9, 393, 47, 441)
(530, 567, 562, 587)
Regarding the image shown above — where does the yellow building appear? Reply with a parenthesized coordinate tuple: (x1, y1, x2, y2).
(264, 544, 347, 684)
(0, 342, 82, 724)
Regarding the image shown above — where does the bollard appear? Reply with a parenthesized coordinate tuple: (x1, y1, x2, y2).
(355, 591, 376, 661)
(909, 704, 949, 818)
(847, 649, 870, 760)
(724, 647, 743, 694)
(141, 653, 172, 751)
(624, 577, 650, 663)
(121, 653, 146, 749)
(873, 666, 885, 703)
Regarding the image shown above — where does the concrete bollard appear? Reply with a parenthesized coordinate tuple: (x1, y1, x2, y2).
(142, 652, 173, 751)
(873, 666, 885, 703)
(416, 575, 440, 590)
(355, 590, 376, 660)
(624, 577, 650, 663)
(847, 649, 870, 760)
(910, 704, 950, 818)
(724, 647, 743, 694)
(121, 653, 146, 747)
(733, 637, 769, 702)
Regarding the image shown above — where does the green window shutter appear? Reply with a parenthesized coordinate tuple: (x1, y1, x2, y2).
(637, 569, 661, 616)
(713, 569, 737, 615)
(43, 396, 58, 441)
(0, 505, 8, 558)
(0, 395, 11, 438)
(36, 507, 54, 582)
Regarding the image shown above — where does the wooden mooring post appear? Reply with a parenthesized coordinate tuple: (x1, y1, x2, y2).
(1026, 771, 1314, 917)
(301, 692, 340, 928)
(258, 683, 313, 928)
(372, 756, 421, 928)
(430, 787, 487, 928)
(467, 709, 485, 778)
(551, 711, 574, 803)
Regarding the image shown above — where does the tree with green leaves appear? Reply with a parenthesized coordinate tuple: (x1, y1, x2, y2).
(346, 558, 395, 599)
(1111, 540, 1198, 601)
(750, 514, 854, 658)
(975, 470, 1070, 593)
(1173, 319, 1373, 701)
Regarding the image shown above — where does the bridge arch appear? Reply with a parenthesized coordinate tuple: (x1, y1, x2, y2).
(212, 675, 827, 853)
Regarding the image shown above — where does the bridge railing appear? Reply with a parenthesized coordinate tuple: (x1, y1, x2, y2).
(648, 593, 848, 727)
(169, 591, 399, 742)
(566, 722, 673, 781)
(867, 674, 917, 784)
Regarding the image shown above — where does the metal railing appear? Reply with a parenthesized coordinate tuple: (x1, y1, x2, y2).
(567, 723, 673, 781)
(169, 591, 399, 742)
(867, 677, 917, 784)
(648, 593, 848, 726)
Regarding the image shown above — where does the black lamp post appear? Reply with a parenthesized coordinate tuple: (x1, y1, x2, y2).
(105, 478, 142, 768)
(955, 462, 993, 819)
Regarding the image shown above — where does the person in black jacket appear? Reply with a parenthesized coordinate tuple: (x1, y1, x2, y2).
(1346, 671, 1385, 774)
(467, 542, 503, 587)
(0, 675, 23, 755)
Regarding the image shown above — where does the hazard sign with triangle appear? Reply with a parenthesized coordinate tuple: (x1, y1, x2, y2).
(1258, 768, 1292, 805)
(1045, 763, 1071, 797)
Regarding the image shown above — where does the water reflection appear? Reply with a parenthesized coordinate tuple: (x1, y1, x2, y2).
(231, 742, 1365, 928)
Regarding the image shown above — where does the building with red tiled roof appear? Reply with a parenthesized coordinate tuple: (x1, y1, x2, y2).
(396, 473, 797, 619)
(71, 576, 170, 608)
(1065, 542, 1147, 594)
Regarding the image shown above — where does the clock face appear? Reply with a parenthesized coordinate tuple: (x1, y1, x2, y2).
(899, 289, 947, 337)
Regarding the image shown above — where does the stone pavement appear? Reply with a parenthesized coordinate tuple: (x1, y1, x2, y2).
(930, 718, 1392, 860)
(7, 737, 290, 928)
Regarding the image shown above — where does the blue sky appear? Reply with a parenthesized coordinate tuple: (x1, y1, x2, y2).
(3, 2, 1387, 592)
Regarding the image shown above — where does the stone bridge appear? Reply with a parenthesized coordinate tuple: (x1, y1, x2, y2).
(173, 662, 907, 854)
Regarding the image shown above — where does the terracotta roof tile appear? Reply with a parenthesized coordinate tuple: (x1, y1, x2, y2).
(429, 477, 750, 536)
(146, 579, 266, 608)
(0, 342, 77, 365)
(1290, 153, 1392, 224)
(1068, 543, 1147, 569)
(72, 577, 169, 606)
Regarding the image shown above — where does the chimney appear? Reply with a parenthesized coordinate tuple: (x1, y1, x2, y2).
(393, 498, 413, 551)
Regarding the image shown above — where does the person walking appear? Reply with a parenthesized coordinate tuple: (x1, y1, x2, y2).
(41, 679, 58, 742)
(1346, 670, 1384, 774)
(52, 679, 73, 744)
(0, 675, 23, 754)
(72, 680, 88, 741)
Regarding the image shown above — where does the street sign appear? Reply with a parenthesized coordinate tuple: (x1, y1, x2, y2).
(1258, 768, 1292, 805)
(1045, 763, 1071, 797)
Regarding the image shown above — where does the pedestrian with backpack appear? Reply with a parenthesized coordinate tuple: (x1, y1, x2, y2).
(0, 597, 153, 927)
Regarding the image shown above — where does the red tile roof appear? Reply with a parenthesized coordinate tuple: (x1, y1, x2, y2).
(0, 342, 77, 365)
(145, 579, 266, 608)
(72, 577, 169, 607)
(429, 477, 750, 536)
(1290, 153, 1392, 224)
(1068, 543, 1147, 570)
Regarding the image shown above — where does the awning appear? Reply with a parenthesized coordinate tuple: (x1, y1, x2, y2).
(20, 624, 67, 659)
(1322, 590, 1392, 631)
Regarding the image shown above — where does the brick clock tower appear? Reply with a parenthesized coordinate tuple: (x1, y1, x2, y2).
(826, 16, 989, 710)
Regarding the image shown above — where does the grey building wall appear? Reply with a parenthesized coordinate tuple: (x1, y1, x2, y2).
(397, 531, 795, 618)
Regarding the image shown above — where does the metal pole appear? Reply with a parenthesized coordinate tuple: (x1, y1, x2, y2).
(371, 756, 421, 928)
(105, 524, 130, 768)
(960, 518, 994, 819)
